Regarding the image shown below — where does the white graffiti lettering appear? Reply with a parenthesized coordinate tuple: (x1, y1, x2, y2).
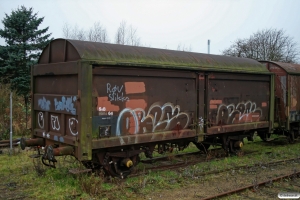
(38, 97, 51, 110)
(116, 102, 190, 136)
(54, 96, 77, 115)
(199, 117, 204, 132)
(38, 112, 44, 129)
(106, 83, 129, 102)
(216, 101, 262, 125)
(126, 117, 130, 129)
(98, 107, 106, 111)
(68, 117, 78, 135)
(51, 115, 60, 131)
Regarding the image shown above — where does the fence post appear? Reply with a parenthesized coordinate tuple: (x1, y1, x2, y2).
(10, 91, 12, 155)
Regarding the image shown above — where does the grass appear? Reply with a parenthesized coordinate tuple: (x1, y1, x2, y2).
(0, 135, 299, 199)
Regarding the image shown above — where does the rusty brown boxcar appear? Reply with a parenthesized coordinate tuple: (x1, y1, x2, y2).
(21, 39, 273, 177)
(260, 61, 300, 142)
(203, 71, 273, 151)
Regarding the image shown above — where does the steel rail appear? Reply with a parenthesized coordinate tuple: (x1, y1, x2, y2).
(200, 171, 300, 200)
(0, 139, 20, 144)
(0, 143, 19, 148)
(132, 151, 259, 178)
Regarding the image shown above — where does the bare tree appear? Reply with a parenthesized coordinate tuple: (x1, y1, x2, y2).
(62, 21, 141, 46)
(177, 43, 192, 52)
(62, 22, 110, 43)
(115, 21, 127, 45)
(127, 25, 140, 46)
(114, 21, 141, 46)
(62, 23, 72, 39)
(62, 23, 86, 40)
(87, 22, 109, 42)
(177, 43, 182, 51)
(73, 24, 86, 41)
(222, 28, 299, 63)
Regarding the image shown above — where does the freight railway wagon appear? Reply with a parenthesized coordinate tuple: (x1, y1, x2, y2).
(21, 39, 274, 178)
(260, 61, 300, 142)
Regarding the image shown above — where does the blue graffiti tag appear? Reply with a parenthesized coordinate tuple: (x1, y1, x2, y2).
(59, 137, 64, 143)
(38, 97, 51, 110)
(54, 96, 77, 115)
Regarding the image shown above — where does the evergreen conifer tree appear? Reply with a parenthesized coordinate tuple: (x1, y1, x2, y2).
(0, 6, 52, 128)
(0, 45, 9, 79)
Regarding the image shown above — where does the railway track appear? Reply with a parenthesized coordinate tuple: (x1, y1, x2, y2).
(190, 156, 300, 199)
(203, 170, 300, 200)
(131, 148, 260, 177)
(134, 152, 300, 178)
(134, 138, 299, 177)
(133, 143, 300, 200)
(0, 139, 20, 149)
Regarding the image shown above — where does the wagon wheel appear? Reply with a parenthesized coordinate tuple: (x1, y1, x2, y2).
(193, 142, 210, 154)
(193, 138, 213, 154)
(102, 154, 139, 179)
(257, 130, 271, 142)
(229, 140, 244, 155)
(289, 126, 300, 143)
(81, 161, 101, 171)
(288, 130, 295, 144)
(294, 129, 300, 139)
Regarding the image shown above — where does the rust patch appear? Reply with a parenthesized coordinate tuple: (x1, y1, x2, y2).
(125, 99, 147, 134)
(97, 97, 119, 112)
(125, 99, 147, 109)
(210, 99, 222, 104)
(209, 74, 215, 79)
(269, 66, 287, 76)
(210, 105, 218, 109)
(261, 102, 267, 107)
(235, 112, 260, 123)
(251, 113, 261, 121)
(128, 117, 136, 134)
(125, 82, 146, 94)
(291, 97, 297, 110)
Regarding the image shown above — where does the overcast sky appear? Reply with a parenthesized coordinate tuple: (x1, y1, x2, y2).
(0, 0, 299, 55)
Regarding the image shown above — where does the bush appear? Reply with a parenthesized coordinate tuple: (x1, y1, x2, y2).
(0, 84, 31, 138)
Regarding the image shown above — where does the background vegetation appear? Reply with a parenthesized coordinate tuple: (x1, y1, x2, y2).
(0, 84, 30, 139)
(222, 28, 299, 63)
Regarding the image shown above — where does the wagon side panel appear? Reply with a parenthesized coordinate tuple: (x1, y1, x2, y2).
(91, 67, 198, 148)
(267, 63, 288, 125)
(32, 62, 82, 158)
(206, 73, 270, 134)
(289, 75, 300, 122)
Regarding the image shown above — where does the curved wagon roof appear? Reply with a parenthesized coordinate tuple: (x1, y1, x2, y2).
(260, 61, 300, 75)
(38, 39, 269, 74)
